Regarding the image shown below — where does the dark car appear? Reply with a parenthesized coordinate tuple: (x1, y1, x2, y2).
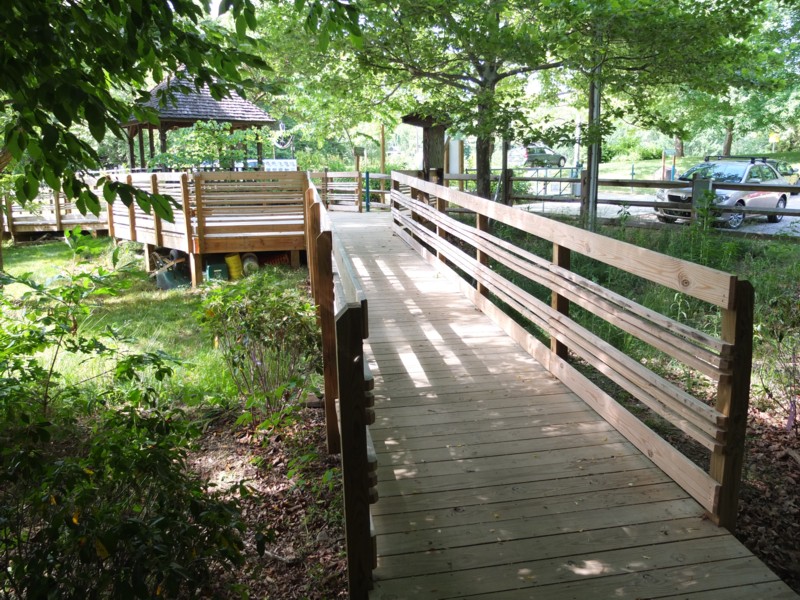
(524, 144, 567, 168)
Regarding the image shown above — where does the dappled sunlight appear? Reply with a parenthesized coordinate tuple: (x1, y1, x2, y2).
(398, 350, 431, 387)
(350, 255, 371, 281)
(564, 559, 609, 576)
(374, 258, 406, 292)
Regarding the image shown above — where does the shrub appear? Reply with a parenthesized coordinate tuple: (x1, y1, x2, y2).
(0, 252, 246, 598)
(198, 268, 322, 428)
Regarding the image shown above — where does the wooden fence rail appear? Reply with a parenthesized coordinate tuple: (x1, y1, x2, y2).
(390, 171, 754, 530)
(306, 183, 377, 599)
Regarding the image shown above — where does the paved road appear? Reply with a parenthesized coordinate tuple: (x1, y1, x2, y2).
(519, 192, 800, 236)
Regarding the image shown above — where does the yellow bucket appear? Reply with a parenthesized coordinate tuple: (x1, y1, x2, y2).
(224, 253, 243, 280)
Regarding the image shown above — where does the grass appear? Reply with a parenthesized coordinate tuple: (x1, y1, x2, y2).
(2, 235, 238, 409)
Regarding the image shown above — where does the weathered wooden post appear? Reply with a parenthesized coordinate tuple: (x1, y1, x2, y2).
(711, 280, 754, 530)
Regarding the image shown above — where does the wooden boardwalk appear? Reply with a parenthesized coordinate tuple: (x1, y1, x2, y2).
(330, 211, 797, 600)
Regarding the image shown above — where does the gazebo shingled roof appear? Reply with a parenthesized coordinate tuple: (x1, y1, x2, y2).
(124, 74, 276, 169)
(125, 75, 275, 132)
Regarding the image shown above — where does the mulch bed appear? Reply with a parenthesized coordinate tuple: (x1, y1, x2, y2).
(187, 408, 348, 599)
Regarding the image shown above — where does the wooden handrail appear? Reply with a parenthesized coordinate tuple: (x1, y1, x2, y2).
(390, 171, 754, 531)
(305, 178, 376, 598)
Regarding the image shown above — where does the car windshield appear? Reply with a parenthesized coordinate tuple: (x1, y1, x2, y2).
(679, 162, 746, 183)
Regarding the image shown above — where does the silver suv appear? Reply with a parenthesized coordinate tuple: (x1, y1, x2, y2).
(654, 157, 789, 229)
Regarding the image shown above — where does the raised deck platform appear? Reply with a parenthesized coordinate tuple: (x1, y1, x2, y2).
(330, 211, 797, 600)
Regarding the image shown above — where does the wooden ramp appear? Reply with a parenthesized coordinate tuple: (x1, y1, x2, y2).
(329, 211, 797, 600)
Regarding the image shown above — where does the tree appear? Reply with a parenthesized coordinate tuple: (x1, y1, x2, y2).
(352, 0, 764, 199)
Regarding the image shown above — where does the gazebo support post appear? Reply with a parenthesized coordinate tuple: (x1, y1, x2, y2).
(148, 126, 155, 165)
(128, 128, 137, 170)
(159, 127, 167, 154)
(138, 129, 146, 170)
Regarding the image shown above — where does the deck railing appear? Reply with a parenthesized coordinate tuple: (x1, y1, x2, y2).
(390, 171, 754, 531)
(110, 171, 307, 284)
(305, 183, 377, 599)
(3, 188, 107, 239)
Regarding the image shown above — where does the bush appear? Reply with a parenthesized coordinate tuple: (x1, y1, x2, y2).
(198, 268, 322, 428)
(0, 254, 246, 598)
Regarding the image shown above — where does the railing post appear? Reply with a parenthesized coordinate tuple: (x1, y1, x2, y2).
(126, 174, 137, 242)
(53, 190, 63, 232)
(337, 303, 372, 599)
(551, 243, 571, 359)
(356, 170, 363, 213)
(710, 280, 754, 530)
(151, 173, 163, 247)
(692, 178, 713, 225)
(365, 172, 370, 213)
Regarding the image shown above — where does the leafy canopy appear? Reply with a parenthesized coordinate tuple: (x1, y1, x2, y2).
(0, 0, 271, 218)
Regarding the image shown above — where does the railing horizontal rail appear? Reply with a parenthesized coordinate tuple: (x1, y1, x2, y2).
(390, 171, 753, 530)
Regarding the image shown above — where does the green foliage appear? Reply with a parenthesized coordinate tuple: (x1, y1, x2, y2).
(0, 258, 246, 598)
(1, 0, 266, 218)
(198, 268, 322, 427)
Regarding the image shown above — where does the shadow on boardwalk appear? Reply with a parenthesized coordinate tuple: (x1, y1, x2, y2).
(330, 210, 797, 600)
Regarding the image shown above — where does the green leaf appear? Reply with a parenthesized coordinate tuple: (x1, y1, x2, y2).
(150, 193, 176, 222)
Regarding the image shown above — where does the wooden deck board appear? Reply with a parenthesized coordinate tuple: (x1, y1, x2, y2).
(329, 211, 797, 599)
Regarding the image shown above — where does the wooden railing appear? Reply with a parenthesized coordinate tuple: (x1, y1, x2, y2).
(110, 171, 307, 283)
(507, 170, 800, 223)
(305, 183, 377, 599)
(310, 171, 364, 212)
(3, 187, 107, 239)
(390, 171, 755, 531)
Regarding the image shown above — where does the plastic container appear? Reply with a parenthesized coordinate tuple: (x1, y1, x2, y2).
(205, 260, 229, 281)
(224, 253, 243, 280)
(241, 253, 259, 276)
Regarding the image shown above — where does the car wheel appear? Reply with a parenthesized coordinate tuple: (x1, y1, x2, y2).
(767, 197, 786, 223)
(558, 157, 566, 168)
(726, 201, 745, 229)
(656, 215, 677, 224)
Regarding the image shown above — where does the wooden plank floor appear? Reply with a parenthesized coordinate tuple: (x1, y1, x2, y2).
(330, 211, 798, 600)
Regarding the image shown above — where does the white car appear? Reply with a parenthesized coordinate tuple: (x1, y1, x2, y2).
(654, 157, 790, 229)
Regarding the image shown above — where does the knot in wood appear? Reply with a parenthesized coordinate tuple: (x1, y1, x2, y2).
(678, 271, 691, 289)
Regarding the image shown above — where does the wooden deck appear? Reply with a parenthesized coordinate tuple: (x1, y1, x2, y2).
(329, 211, 797, 600)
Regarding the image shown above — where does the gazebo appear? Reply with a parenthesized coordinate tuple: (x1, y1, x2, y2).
(123, 74, 276, 170)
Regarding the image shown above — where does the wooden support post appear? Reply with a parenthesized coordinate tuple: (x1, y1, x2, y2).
(290, 250, 300, 268)
(257, 141, 263, 170)
(710, 280, 754, 530)
(193, 172, 206, 254)
(5, 196, 16, 243)
(126, 174, 137, 242)
(53, 190, 62, 232)
(307, 194, 340, 453)
(356, 170, 363, 213)
(106, 191, 116, 239)
(128, 129, 136, 170)
(159, 127, 168, 154)
(138, 128, 146, 170)
(551, 244, 571, 359)
(148, 126, 155, 163)
(151, 173, 163, 247)
(180, 173, 193, 255)
(188, 254, 202, 287)
(692, 178, 713, 224)
(337, 304, 372, 599)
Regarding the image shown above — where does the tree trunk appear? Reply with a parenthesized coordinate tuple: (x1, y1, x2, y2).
(0, 148, 10, 273)
(674, 136, 684, 158)
(475, 136, 493, 199)
(722, 123, 734, 156)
